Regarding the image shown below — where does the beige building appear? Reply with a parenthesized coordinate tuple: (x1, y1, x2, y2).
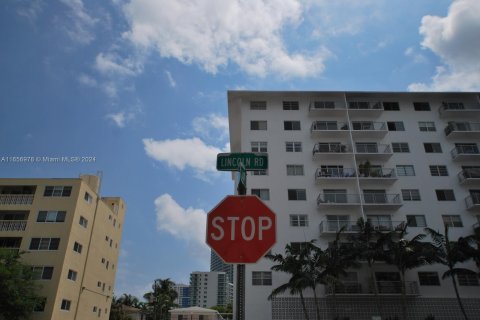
(0, 174, 125, 320)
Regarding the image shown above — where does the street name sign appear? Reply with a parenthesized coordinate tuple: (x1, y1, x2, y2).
(216, 153, 268, 171)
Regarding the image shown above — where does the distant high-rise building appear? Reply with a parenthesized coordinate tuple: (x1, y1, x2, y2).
(189, 271, 230, 308)
(210, 250, 233, 283)
(173, 283, 190, 308)
(0, 174, 126, 320)
(227, 91, 480, 319)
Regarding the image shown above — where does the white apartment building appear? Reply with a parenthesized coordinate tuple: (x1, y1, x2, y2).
(190, 271, 230, 308)
(227, 91, 480, 320)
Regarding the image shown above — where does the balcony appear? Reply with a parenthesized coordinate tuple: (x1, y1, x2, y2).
(444, 122, 480, 138)
(355, 144, 393, 161)
(325, 280, 419, 295)
(0, 194, 34, 205)
(439, 103, 480, 118)
(369, 221, 405, 232)
(315, 168, 356, 182)
(362, 193, 402, 209)
(310, 121, 349, 137)
(465, 194, 480, 211)
(351, 122, 388, 138)
(313, 143, 352, 159)
(358, 168, 397, 184)
(458, 168, 480, 184)
(317, 193, 361, 207)
(309, 101, 346, 116)
(347, 101, 384, 117)
(450, 144, 480, 161)
(319, 220, 360, 235)
(325, 282, 362, 295)
(0, 220, 27, 232)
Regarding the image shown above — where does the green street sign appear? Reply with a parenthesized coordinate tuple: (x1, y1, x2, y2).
(216, 153, 268, 171)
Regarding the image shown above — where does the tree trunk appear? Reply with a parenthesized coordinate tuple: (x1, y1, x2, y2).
(299, 291, 310, 320)
(451, 274, 469, 320)
(312, 285, 321, 320)
(369, 263, 382, 317)
(400, 271, 407, 320)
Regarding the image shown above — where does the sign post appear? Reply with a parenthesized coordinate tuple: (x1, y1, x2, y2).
(208, 152, 273, 320)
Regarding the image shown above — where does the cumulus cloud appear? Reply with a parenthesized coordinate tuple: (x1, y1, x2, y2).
(59, 0, 97, 44)
(143, 137, 227, 174)
(409, 0, 480, 91)
(154, 194, 208, 249)
(121, 0, 329, 78)
(192, 114, 229, 141)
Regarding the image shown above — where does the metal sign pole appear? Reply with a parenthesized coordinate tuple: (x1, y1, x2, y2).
(236, 162, 246, 320)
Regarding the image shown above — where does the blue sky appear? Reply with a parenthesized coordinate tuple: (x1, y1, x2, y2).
(1, 0, 479, 298)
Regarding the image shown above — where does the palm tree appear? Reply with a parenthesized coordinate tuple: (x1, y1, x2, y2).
(384, 224, 436, 320)
(348, 217, 386, 316)
(144, 278, 178, 320)
(267, 243, 312, 320)
(425, 225, 476, 320)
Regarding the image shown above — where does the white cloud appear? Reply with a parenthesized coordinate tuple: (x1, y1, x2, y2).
(154, 194, 208, 250)
(409, 0, 480, 91)
(192, 114, 229, 142)
(165, 70, 176, 88)
(95, 52, 142, 76)
(106, 112, 135, 127)
(78, 73, 98, 87)
(59, 0, 97, 44)
(16, 0, 44, 24)
(404, 47, 427, 64)
(143, 137, 227, 174)
(121, 0, 330, 78)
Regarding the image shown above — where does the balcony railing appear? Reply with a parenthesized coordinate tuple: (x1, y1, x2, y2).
(0, 220, 27, 231)
(362, 193, 401, 205)
(319, 220, 360, 234)
(374, 281, 419, 295)
(358, 168, 396, 179)
(450, 144, 480, 160)
(311, 121, 349, 132)
(465, 194, 480, 210)
(315, 168, 356, 179)
(355, 144, 392, 154)
(309, 101, 341, 111)
(439, 103, 480, 116)
(313, 143, 350, 155)
(444, 122, 480, 137)
(0, 194, 34, 205)
(348, 101, 383, 110)
(351, 122, 386, 131)
(369, 221, 405, 232)
(325, 282, 362, 295)
(458, 168, 480, 183)
(317, 193, 361, 206)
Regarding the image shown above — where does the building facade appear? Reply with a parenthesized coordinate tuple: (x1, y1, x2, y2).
(210, 251, 234, 283)
(189, 271, 230, 308)
(0, 174, 125, 320)
(227, 91, 480, 320)
(173, 283, 191, 308)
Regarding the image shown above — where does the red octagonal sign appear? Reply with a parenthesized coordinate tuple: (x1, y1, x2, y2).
(206, 195, 276, 264)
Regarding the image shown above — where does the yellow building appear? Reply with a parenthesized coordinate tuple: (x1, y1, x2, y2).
(0, 174, 126, 320)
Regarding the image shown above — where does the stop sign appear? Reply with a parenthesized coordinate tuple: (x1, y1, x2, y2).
(206, 195, 276, 264)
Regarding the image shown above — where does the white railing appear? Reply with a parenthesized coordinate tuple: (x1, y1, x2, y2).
(317, 193, 361, 206)
(0, 194, 34, 205)
(351, 122, 386, 131)
(348, 101, 383, 110)
(458, 168, 480, 182)
(355, 143, 392, 154)
(313, 143, 349, 154)
(362, 193, 401, 204)
(311, 121, 349, 132)
(0, 220, 27, 231)
(445, 122, 480, 135)
(465, 194, 480, 209)
(450, 144, 480, 159)
(315, 168, 356, 179)
(358, 168, 396, 178)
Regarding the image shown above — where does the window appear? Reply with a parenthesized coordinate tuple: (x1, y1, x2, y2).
(392, 143, 409, 153)
(73, 241, 83, 253)
(67, 269, 77, 281)
(251, 189, 270, 201)
(387, 121, 405, 131)
(29, 238, 60, 250)
(419, 121, 436, 132)
(34, 297, 47, 312)
(443, 102, 465, 110)
(252, 271, 272, 285)
(457, 272, 479, 286)
(313, 101, 335, 109)
(60, 299, 71, 311)
(97, 281, 102, 287)
(84, 192, 92, 203)
(37, 211, 66, 223)
(429, 165, 448, 176)
(283, 101, 299, 110)
(396, 165, 415, 176)
(289, 214, 308, 227)
(284, 121, 301, 130)
(424, 143, 442, 153)
(407, 215, 426, 227)
(250, 121, 267, 130)
(250, 101, 266, 110)
(383, 102, 400, 111)
(93, 306, 98, 312)
(418, 272, 440, 286)
(286, 165, 304, 176)
(79, 216, 88, 228)
(44, 186, 72, 197)
(402, 189, 421, 201)
(288, 189, 306, 201)
(251, 141, 267, 153)
(442, 215, 463, 227)
(285, 141, 302, 152)
(436, 190, 455, 201)
(32, 266, 54, 280)
(414, 102, 431, 111)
